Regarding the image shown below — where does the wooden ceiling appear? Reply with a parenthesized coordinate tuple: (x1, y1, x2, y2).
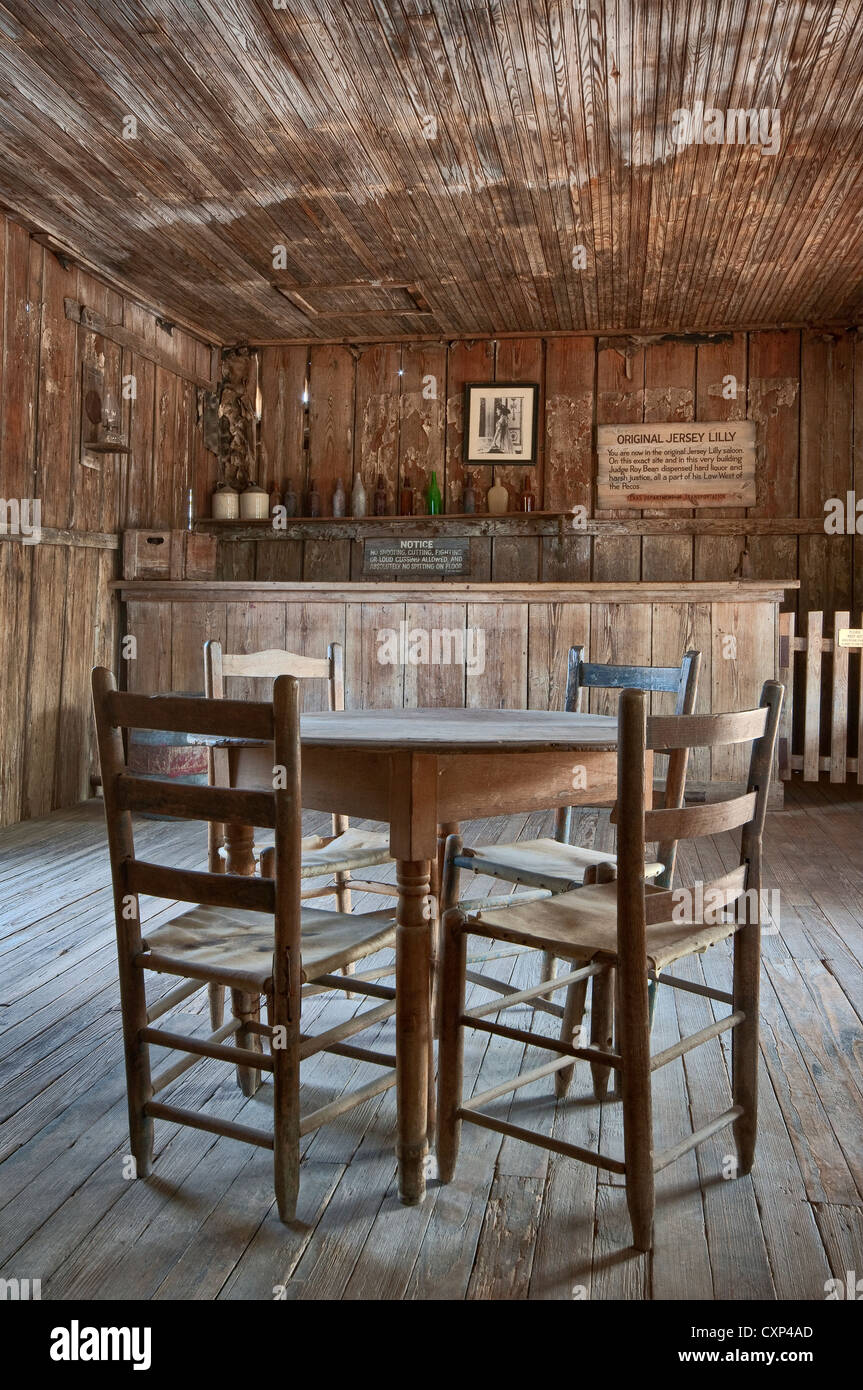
(1, 0, 862, 343)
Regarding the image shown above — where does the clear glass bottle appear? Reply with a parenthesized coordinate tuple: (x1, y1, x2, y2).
(351, 474, 367, 517)
(332, 477, 346, 517)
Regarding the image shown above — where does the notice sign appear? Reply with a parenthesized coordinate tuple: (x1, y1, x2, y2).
(596, 421, 756, 508)
(363, 537, 470, 577)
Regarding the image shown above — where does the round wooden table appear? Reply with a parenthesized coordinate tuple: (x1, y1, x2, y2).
(219, 707, 636, 1204)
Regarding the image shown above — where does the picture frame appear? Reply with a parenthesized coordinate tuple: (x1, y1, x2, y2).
(463, 381, 539, 464)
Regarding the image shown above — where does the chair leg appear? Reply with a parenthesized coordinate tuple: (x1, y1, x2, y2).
(121, 964, 154, 1178)
(334, 870, 357, 993)
(436, 909, 468, 1184)
(617, 961, 654, 1253)
(555, 975, 589, 1098)
(231, 988, 263, 1097)
(208, 983, 225, 1030)
(540, 950, 556, 988)
(732, 917, 761, 1174)
(272, 1016, 300, 1223)
(590, 968, 615, 1099)
(435, 831, 462, 1037)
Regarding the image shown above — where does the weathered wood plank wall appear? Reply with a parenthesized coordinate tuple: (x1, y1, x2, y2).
(245, 331, 859, 614)
(0, 214, 217, 827)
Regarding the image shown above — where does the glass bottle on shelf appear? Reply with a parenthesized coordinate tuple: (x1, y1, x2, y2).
(268, 479, 281, 515)
(306, 477, 321, 518)
(487, 469, 508, 515)
(462, 471, 476, 514)
(427, 470, 442, 515)
(351, 473, 367, 517)
(373, 473, 388, 516)
(519, 475, 536, 512)
(400, 474, 414, 516)
(332, 477, 346, 517)
(283, 477, 298, 517)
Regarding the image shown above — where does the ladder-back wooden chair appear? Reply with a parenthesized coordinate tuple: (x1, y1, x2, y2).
(442, 648, 701, 985)
(436, 680, 783, 1252)
(92, 667, 398, 1222)
(205, 639, 397, 1022)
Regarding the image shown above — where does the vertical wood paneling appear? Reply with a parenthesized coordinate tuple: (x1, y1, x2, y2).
(641, 341, 696, 583)
(345, 603, 406, 710)
(693, 334, 748, 581)
(171, 602, 226, 692)
(466, 602, 528, 708)
(445, 338, 495, 512)
(593, 346, 644, 582)
(308, 344, 355, 509)
(541, 337, 593, 579)
(711, 602, 775, 782)
(399, 342, 446, 510)
(587, 604, 652, 715)
(354, 343, 401, 516)
(747, 330, 800, 598)
(798, 332, 853, 615)
(258, 344, 307, 493)
(527, 603, 590, 710)
(403, 603, 468, 708)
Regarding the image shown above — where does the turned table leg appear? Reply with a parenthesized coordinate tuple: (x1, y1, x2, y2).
(224, 820, 256, 877)
(396, 857, 433, 1205)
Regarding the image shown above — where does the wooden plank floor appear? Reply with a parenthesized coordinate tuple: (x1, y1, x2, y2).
(1, 781, 862, 1301)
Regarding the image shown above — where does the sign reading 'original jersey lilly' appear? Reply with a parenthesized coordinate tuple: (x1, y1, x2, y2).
(596, 421, 757, 508)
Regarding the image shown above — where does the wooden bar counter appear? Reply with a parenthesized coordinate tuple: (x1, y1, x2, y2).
(115, 578, 797, 796)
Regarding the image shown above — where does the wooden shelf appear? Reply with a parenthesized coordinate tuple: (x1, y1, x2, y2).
(194, 514, 826, 542)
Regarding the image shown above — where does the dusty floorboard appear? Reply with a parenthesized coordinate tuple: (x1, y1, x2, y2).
(0, 783, 861, 1301)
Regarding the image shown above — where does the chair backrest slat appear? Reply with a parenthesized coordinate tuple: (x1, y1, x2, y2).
(649, 706, 768, 750)
(204, 639, 343, 713)
(565, 646, 701, 716)
(641, 863, 748, 926)
(109, 690, 274, 741)
(128, 861, 276, 913)
(644, 791, 758, 843)
(221, 649, 330, 680)
(118, 775, 277, 830)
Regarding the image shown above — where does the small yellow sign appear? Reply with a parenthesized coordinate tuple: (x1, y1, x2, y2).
(838, 628, 863, 648)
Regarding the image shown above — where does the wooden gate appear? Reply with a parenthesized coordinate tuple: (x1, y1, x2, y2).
(778, 611, 863, 782)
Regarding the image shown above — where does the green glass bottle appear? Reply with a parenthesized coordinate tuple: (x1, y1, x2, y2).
(427, 470, 442, 515)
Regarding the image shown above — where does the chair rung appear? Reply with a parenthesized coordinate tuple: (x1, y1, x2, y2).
(465, 962, 603, 1020)
(150, 1018, 240, 1093)
(146, 976, 205, 1023)
(299, 1034, 396, 1067)
(649, 1010, 744, 1072)
(458, 888, 552, 911)
(650, 970, 733, 1005)
(458, 1108, 626, 1175)
(342, 879, 400, 896)
(299, 1072, 397, 1136)
(464, 969, 564, 1021)
(307, 972, 396, 1002)
(463, 1013, 622, 1069)
(653, 1105, 744, 1172)
(145, 1100, 274, 1150)
(298, 999, 396, 1060)
(142, 1024, 274, 1073)
(464, 1054, 575, 1110)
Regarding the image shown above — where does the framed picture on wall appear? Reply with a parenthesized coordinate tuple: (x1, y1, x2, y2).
(463, 381, 539, 464)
